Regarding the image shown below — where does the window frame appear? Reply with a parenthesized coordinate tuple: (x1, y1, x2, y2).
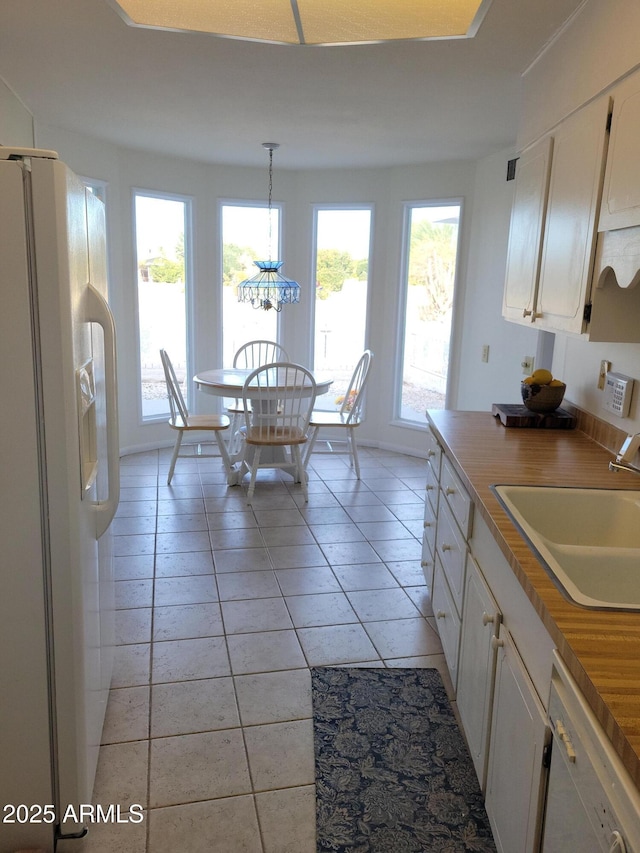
(132, 187, 194, 425)
(392, 197, 464, 430)
(308, 202, 374, 371)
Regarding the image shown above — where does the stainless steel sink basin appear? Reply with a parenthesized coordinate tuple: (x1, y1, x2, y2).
(492, 485, 640, 610)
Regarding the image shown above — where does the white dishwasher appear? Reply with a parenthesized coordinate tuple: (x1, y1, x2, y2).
(542, 652, 640, 853)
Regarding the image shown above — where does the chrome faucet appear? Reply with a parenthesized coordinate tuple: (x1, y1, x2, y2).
(609, 432, 640, 475)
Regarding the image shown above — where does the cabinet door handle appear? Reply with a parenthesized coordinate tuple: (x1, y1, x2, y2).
(423, 520, 432, 528)
(436, 610, 446, 619)
(441, 543, 452, 553)
(420, 560, 432, 568)
(522, 308, 541, 323)
(445, 487, 456, 496)
(482, 611, 494, 626)
(491, 636, 504, 650)
(427, 449, 436, 458)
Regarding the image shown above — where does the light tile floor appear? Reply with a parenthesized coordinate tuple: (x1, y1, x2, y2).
(80, 444, 454, 853)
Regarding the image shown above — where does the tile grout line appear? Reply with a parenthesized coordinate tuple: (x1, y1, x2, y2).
(144, 448, 160, 851)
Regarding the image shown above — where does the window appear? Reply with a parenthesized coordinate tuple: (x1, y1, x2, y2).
(134, 192, 190, 420)
(221, 203, 280, 366)
(397, 202, 461, 423)
(312, 207, 371, 409)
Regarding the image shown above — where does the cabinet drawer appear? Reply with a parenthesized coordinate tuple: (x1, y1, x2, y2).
(425, 427, 442, 478)
(424, 460, 439, 515)
(433, 557, 461, 690)
(436, 500, 468, 617)
(441, 456, 473, 538)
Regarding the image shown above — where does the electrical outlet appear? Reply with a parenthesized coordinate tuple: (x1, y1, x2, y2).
(521, 356, 534, 375)
(481, 344, 490, 363)
(598, 360, 611, 390)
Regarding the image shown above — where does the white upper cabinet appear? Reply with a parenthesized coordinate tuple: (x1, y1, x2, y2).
(535, 96, 611, 334)
(599, 67, 640, 232)
(502, 95, 640, 339)
(502, 136, 552, 324)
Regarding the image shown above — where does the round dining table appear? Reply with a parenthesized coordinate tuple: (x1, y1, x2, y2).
(194, 366, 333, 484)
(194, 366, 333, 398)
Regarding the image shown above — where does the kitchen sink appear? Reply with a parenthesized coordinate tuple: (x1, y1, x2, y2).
(491, 485, 640, 610)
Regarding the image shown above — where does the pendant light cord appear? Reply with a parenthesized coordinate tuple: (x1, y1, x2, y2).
(267, 146, 273, 261)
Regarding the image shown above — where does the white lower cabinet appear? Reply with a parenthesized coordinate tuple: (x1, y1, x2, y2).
(422, 438, 553, 849)
(423, 436, 640, 853)
(456, 555, 501, 791)
(484, 625, 550, 853)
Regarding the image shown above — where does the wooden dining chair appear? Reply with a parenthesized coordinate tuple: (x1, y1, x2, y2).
(160, 349, 231, 484)
(303, 349, 374, 479)
(239, 362, 317, 503)
(226, 340, 290, 455)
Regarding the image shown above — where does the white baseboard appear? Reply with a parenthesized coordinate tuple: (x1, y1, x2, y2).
(119, 437, 428, 460)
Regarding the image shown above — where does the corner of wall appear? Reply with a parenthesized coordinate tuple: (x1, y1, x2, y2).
(0, 75, 34, 147)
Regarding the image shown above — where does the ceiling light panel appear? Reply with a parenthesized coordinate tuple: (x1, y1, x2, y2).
(298, 0, 487, 44)
(111, 0, 491, 45)
(113, 0, 301, 44)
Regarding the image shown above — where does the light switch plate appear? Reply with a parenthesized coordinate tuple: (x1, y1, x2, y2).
(598, 359, 611, 390)
(521, 355, 534, 375)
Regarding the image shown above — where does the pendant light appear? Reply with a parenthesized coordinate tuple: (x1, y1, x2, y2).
(237, 143, 300, 312)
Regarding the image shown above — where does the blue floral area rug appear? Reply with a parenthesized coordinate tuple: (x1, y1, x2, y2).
(312, 667, 496, 852)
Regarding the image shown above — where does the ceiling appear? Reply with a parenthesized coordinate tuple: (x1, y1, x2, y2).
(0, 0, 585, 170)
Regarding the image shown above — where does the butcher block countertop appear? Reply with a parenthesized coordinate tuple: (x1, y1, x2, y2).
(426, 409, 640, 789)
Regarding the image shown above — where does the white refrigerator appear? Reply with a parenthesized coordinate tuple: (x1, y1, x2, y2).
(0, 148, 119, 852)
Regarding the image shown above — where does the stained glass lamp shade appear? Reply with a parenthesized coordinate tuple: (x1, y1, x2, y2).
(237, 260, 301, 312)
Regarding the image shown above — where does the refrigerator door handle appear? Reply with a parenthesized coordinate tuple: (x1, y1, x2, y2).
(84, 283, 120, 538)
